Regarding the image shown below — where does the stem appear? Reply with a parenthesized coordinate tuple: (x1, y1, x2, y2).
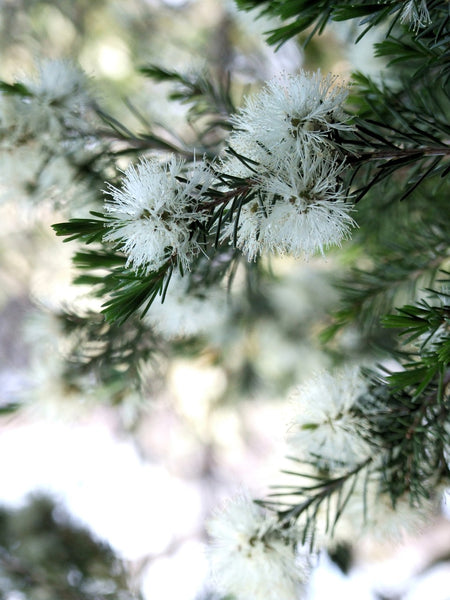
(276, 457, 372, 526)
(202, 183, 254, 210)
(350, 146, 450, 164)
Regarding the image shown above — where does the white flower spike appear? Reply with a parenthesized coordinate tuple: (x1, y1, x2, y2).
(222, 145, 356, 261)
(104, 156, 212, 273)
(207, 494, 308, 600)
(287, 367, 371, 469)
(228, 70, 352, 163)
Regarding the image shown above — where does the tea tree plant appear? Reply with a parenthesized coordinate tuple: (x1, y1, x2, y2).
(1, 1, 449, 598)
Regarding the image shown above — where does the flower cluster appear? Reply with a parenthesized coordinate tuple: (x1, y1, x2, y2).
(285, 366, 440, 544)
(207, 494, 309, 600)
(220, 71, 356, 260)
(104, 156, 213, 273)
(0, 60, 97, 206)
(287, 367, 371, 469)
(0, 59, 91, 144)
(98, 71, 356, 279)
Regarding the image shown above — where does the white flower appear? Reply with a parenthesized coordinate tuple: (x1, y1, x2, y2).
(335, 474, 437, 542)
(25, 59, 89, 108)
(104, 156, 213, 273)
(0, 59, 91, 143)
(0, 142, 99, 208)
(287, 367, 371, 469)
(228, 70, 352, 161)
(221, 146, 356, 261)
(219, 71, 356, 262)
(400, 0, 431, 31)
(207, 494, 308, 600)
(144, 273, 228, 338)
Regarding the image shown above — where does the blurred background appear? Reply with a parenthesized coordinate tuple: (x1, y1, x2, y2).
(0, 1, 448, 599)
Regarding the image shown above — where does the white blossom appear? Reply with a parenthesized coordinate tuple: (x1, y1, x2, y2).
(26, 59, 88, 105)
(144, 273, 228, 339)
(221, 146, 356, 261)
(335, 474, 437, 542)
(400, 0, 431, 31)
(0, 59, 91, 143)
(221, 71, 352, 181)
(0, 143, 98, 208)
(207, 494, 308, 600)
(228, 70, 352, 163)
(104, 156, 213, 273)
(219, 71, 356, 261)
(287, 367, 371, 469)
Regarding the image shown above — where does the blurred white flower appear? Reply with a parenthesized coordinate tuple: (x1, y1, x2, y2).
(335, 474, 437, 542)
(221, 147, 356, 261)
(0, 146, 95, 207)
(287, 367, 371, 469)
(26, 59, 88, 107)
(400, 0, 431, 31)
(0, 59, 91, 143)
(207, 494, 308, 600)
(144, 273, 228, 339)
(104, 156, 213, 273)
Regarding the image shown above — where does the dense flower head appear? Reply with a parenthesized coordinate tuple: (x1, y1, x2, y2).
(104, 156, 213, 273)
(220, 70, 356, 261)
(207, 494, 308, 600)
(228, 70, 352, 160)
(287, 367, 371, 469)
(0, 59, 91, 143)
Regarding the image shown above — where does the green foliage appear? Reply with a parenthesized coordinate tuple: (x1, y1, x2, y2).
(2, 0, 450, 583)
(321, 226, 448, 340)
(0, 495, 141, 599)
(56, 309, 161, 395)
(262, 456, 372, 549)
(234, 0, 450, 46)
(0, 81, 31, 96)
(361, 365, 449, 506)
(53, 212, 109, 244)
(140, 64, 235, 135)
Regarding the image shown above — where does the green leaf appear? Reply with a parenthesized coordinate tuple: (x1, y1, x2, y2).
(52, 212, 108, 244)
(0, 81, 32, 96)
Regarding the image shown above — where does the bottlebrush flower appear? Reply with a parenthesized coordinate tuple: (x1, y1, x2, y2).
(219, 70, 356, 261)
(207, 494, 309, 600)
(287, 367, 371, 469)
(228, 70, 352, 162)
(221, 146, 356, 260)
(0, 59, 92, 142)
(104, 156, 213, 273)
